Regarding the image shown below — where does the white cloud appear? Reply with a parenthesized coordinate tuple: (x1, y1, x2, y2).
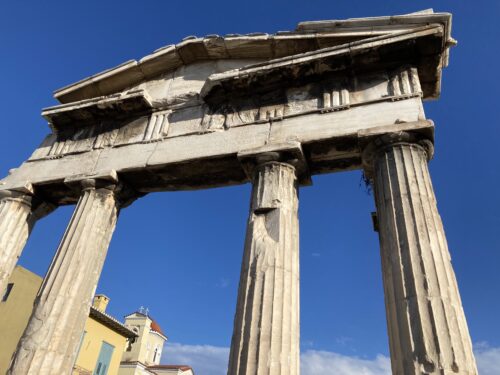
(162, 343, 390, 375)
(161, 342, 500, 375)
(301, 350, 390, 375)
(475, 343, 500, 375)
(162, 342, 229, 375)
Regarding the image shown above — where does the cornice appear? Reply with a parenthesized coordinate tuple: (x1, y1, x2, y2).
(52, 11, 452, 105)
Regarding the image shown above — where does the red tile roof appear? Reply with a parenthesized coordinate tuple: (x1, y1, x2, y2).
(150, 319, 165, 336)
(148, 365, 192, 371)
(124, 311, 167, 338)
(148, 364, 194, 374)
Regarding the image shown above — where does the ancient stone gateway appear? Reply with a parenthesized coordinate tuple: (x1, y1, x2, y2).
(1, 10, 478, 375)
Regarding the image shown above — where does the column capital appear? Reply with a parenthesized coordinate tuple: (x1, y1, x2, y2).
(64, 170, 143, 208)
(0, 189, 34, 207)
(237, 141, 312, 186)
(361, 131, 434, 179)
(80, 178, 119, 193)
(64, 170, 119, 189)
(0, 186, 56, 221)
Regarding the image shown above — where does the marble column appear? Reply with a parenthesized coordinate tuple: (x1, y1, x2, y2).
(0, 189, 37, 296)
(228, 161, 300, 375)
(9, 178, 122, 375)
(364, 133, 477, 375)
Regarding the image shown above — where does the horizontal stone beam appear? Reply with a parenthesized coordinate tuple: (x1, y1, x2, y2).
(1, 97, 431, 203)
(42, 89, 153, 131)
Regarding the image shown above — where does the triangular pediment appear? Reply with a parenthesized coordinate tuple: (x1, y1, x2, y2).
(53, 9, 452, 105)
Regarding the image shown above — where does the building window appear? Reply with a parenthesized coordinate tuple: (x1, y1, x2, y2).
(2, 283, 13, 302)
(94, 341, 114, 375)
(153, 347, 158, 363)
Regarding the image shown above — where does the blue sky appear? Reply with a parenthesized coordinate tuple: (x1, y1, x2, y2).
(1, 1, 499, 374)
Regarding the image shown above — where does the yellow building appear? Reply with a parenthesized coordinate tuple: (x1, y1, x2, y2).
(0, 266, 137, 375)
(0, 266, 42, 374)
(74, 295, 138, 375)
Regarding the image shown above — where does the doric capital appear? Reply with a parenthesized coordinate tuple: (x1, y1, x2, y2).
(361, 131, 434, 180)
(80, 178, 118, 193)
(237, 141, 312, 186)
(64, 170, 143, 208)
(0, 182, 35, 206)
(0, 187, 56, 220)
(0, 189, 33, 207)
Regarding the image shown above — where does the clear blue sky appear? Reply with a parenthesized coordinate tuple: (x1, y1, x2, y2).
(1, 1, 499, 373)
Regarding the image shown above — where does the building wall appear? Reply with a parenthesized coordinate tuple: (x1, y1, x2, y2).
(0, 266, 42, 374)
(73, 316, 129, 375)
(0, 266, 129, 375)
(121, 314, 166, 366)
(114, 367, 137, 375)
(145, 332, 165, 365)
(119, 313, 167, 375)
(121, 314, 151, 365)
(118, 364, 154, 375)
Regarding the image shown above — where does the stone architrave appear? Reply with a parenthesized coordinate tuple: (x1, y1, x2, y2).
(363, 133, 478, 375)
(8, 177, 123, 375)
(228, 159, 300, 375)
(0, 189, 38, 295)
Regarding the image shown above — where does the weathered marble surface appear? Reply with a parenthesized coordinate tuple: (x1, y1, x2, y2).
(8, 179, 120, 375)
(2, 92, 427, 199)
(0, 190, 34, 296)
(0, 187, 53, 296)
(53, 11, 451, 104)
(364, 133, 477, 375)
(228, 161, 300, 375)
(37, 67, 422, 158)
(0, 11, 451, 199)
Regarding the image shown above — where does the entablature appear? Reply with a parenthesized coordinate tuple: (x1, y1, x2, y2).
(1, 95, 431, 204)
(0, 10, 452, 204)
(31, 66, 422, 161)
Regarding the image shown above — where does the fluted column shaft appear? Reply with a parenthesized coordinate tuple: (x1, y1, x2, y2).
(228, 161, 300, 375)
(0, 190, 35, 295)
(368, 135, 477, 375)
(9, 179, 120, 375)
